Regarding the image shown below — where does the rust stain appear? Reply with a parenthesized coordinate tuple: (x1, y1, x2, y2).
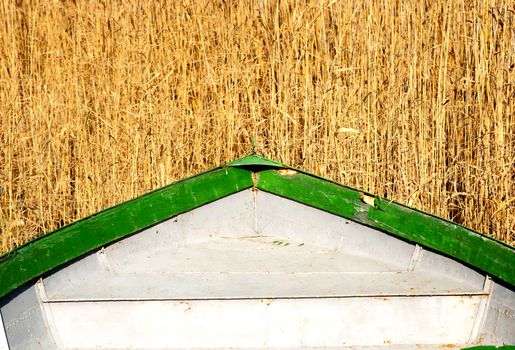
(476, 332, 486, 344)
(252, 172, 259, 187)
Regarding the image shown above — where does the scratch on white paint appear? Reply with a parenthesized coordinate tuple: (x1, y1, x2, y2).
(97, 248, 112, 272)
(408, 245, 424, 271)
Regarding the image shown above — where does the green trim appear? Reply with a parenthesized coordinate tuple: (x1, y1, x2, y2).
(0, 167, 254, 299)
(461, 346, 515, 349)
(256, 169, 515, 287)
(225, 154, 285, 168)
(1, 154, 514, 299)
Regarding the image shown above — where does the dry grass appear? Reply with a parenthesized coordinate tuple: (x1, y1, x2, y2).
(0, 0, 514, 252)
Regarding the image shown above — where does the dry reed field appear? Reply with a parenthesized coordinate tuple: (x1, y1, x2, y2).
(0, 0, 514, 253)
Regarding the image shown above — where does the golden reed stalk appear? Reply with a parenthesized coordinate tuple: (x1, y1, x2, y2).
(0, 0, 513, 252)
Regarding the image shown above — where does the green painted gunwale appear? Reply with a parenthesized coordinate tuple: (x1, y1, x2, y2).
(0, 154, 514, 302)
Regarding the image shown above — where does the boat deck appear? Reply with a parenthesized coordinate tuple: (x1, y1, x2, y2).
(27, 235, 489, 349)
(44, 236, 485, 301)
(2, 190, 510, 350)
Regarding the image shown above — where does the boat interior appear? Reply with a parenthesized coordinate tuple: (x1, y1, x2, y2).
(1, 189, 514, 349)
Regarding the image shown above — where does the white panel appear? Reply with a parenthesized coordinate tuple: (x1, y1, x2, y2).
(48, 296, 481, 348)
(104, 189, 255, 273)
(0, 285, 58, 350)
(482, 281, 515, 344)
(416, 249, 485, 290)
(256, 191, 416, 269)
(43, 271, 487, 301)
(43, 251, 105, 297)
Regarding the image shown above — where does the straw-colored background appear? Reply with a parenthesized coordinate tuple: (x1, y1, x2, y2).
(1, 0, 514, 252)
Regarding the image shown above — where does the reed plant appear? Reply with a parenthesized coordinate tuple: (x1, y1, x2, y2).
(0, 0, 513, 252)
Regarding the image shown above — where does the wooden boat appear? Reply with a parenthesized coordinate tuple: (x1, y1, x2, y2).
(0, 155, 513, 349)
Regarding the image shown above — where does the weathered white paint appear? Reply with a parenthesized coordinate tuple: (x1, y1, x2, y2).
(0, 284, 58, 350)
(48, 296, 482, 349)
(468, 276, 493, 343)
(255, 191, 416, 268)
(481, 281, 515, 344)
(40, 237, 487, 301)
